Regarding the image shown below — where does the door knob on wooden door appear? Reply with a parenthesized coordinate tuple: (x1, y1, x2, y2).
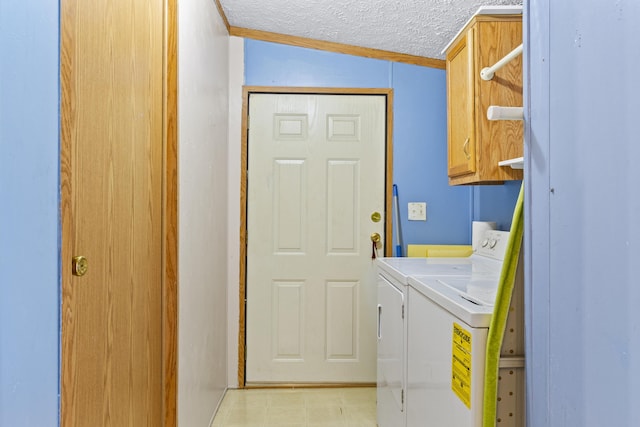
(370, 232, 381, 243)
(72, 255, 88, 277)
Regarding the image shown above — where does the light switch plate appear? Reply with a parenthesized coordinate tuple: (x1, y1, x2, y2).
(408, 202, 427, 221)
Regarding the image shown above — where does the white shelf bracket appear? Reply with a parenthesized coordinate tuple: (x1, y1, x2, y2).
(480, 43, 523, 81)
(487, 106, 523, 121)
(498, 157, 524, 169)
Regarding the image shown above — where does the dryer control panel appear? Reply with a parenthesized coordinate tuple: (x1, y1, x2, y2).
(475, 230, 511, 261)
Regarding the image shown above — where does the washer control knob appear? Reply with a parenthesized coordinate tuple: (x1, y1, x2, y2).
(489, 239, 497, 249)
(481, 239, 489, 248)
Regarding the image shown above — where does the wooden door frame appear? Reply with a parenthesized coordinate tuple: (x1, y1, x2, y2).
(162, 0, 178, 424)
(238, 86, 394, 387)
(59, 0, 178, 424)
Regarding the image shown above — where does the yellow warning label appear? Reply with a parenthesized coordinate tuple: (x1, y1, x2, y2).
(452, 322, 472, 408)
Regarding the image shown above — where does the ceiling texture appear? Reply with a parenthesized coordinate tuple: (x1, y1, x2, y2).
(218, 0, 522, 61)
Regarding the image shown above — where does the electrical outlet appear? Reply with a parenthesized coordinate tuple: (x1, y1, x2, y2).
(408, 202, 427, 221)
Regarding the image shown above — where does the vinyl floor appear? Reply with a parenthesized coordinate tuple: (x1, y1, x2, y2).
(210, 387, 377, 427)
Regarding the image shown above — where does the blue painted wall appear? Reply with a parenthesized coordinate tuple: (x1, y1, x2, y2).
(473, 181, 522, 231)
(391, 62, 471, 245)
(527, 1, 640, 426)
(0, 1, 60, 426)
(245, 39, 520, 251)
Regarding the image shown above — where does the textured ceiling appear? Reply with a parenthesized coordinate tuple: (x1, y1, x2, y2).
(219, 0, 523, 60)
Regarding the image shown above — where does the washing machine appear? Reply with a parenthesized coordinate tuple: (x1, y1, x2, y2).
(376, 244, 489, 427)
(405, 230, 511, 427)
(376, 230, 511, 427)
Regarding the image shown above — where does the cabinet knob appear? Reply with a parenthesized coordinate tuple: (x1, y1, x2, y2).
(72, 256, 88, 277)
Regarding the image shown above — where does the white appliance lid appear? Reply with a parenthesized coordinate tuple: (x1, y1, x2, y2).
(408, 274, 498, 328)
(376, 257, 474, 285)
(376, 252, 503, 286)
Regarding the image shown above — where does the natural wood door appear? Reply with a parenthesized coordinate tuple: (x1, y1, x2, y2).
(60, 0, 164, 425)
(245, 93, 386, 383)
(447, 29, 476, 178)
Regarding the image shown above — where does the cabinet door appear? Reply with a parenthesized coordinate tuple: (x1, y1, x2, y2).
(377, 275, 405, 427)
(447, 28, 476, 177)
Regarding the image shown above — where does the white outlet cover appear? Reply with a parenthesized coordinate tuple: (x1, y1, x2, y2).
(408, 202, 427, 221)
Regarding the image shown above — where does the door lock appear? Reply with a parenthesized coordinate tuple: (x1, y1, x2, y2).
(72, 256, 88, 277)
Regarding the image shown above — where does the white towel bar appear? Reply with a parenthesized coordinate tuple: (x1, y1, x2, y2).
(498, 356, 525, 368)
(480, 43, 523, 81)
(498, 157, 524, 170)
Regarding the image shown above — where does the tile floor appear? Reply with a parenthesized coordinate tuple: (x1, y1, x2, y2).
(211, 387, 377, 427)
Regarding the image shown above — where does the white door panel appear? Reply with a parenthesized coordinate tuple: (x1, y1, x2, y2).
(246, 93, 386, 383)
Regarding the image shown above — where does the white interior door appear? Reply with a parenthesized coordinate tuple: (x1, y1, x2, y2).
(246, 93, 386, 383)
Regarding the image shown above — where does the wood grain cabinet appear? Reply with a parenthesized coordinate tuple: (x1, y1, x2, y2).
(445, 14, 523, 185)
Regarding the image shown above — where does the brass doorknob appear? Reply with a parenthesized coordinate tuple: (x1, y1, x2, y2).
(370, 232, 381, 243)
(72, 256, 88, 277)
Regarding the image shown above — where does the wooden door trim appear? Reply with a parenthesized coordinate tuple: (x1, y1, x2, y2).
(163, 0, 179, 424)
(59, 0, 178, 424)
(238, 86, 394, 387)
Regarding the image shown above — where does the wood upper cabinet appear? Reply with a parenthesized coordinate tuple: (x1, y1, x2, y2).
(446, 15, 523, 185)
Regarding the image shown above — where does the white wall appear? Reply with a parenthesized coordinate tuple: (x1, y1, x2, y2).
(178, 0, 230, 424)
(526, 1, 640, 426)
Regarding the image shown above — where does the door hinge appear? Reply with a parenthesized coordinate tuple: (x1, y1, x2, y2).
(401, 389, 404, 405)
(247, 114, 250, 129)
(402, 304, 405, 320)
